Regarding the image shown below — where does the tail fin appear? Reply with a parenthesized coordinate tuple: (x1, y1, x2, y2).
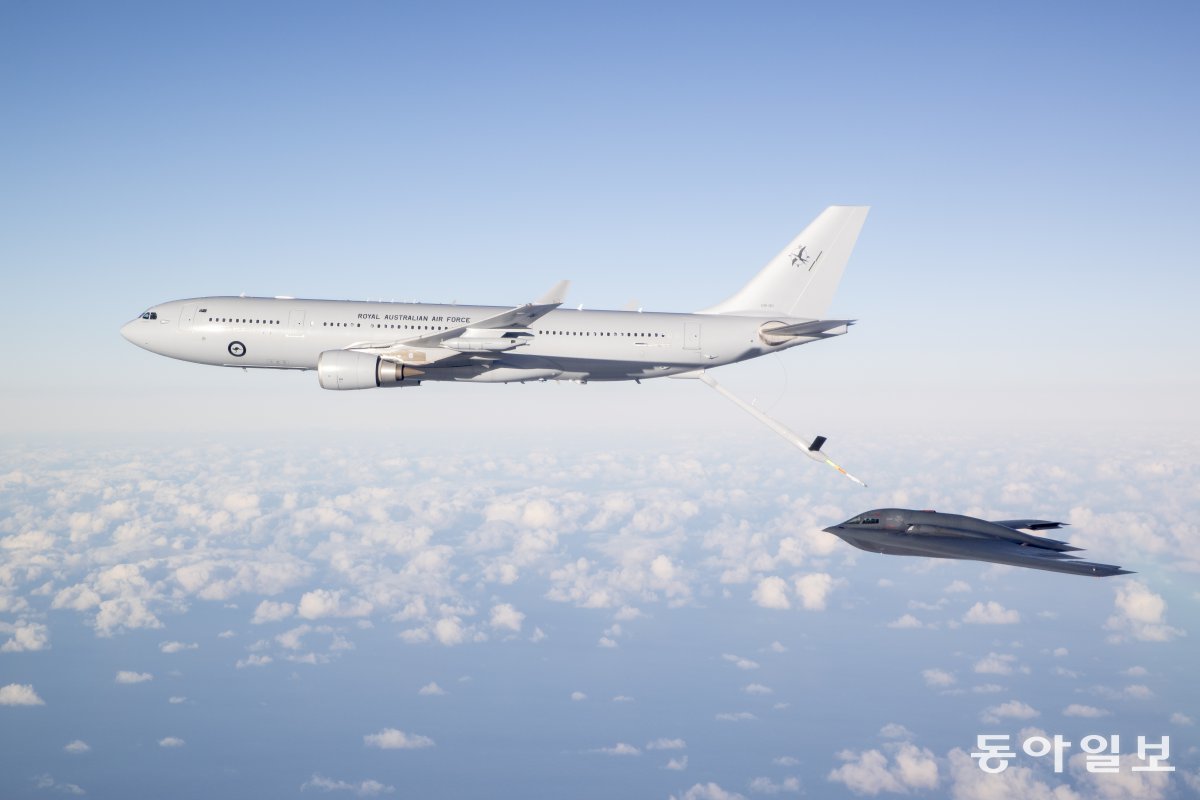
(700, 205, 869, 318)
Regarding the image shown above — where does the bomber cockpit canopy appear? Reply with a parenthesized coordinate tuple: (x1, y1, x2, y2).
(846, 515, 880, 525)
(140, 311, 158, 319)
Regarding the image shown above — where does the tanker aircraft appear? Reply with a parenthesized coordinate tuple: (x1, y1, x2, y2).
(122, 206, 868, 389)
(122, 206, 869, 482)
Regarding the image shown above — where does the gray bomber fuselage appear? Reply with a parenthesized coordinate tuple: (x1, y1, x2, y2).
(824, 508, 1131, 577)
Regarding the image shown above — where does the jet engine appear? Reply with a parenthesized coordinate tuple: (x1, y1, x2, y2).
(317, 350, 423, 390)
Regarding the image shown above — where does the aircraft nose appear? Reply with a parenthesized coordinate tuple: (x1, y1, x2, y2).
(120, 318, 154, 350)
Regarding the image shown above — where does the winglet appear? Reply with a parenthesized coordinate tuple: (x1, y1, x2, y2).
(536, 280, 571, 306)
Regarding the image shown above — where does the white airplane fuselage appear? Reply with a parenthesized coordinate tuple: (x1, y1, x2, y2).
(120, 297, 819, 383)
(119, 206, 869, 389)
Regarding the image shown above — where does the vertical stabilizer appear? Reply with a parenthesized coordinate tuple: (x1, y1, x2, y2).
(700, 206, 869, 318)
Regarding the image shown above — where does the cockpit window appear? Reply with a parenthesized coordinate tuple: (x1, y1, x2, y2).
(848, 516, 879, 525)
(140, 311, 158, 320)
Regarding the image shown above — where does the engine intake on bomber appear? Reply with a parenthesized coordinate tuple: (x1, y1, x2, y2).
(317, 350, 423, 390)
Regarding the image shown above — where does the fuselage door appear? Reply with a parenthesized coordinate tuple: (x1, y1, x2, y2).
(684, 320, 701, 350)
(180, 304, 197, 328)
(287, 309, 306, 337)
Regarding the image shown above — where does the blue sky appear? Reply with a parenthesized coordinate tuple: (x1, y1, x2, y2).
(1, 2, 1198, 798)
(2, 1, 1198, 435)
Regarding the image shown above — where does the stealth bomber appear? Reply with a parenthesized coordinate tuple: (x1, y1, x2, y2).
(824, 509, 1131, 577)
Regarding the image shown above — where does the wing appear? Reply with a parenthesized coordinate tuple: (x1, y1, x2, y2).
(962, 540, 1132, 577)
(402, 280, 570, 348)
(905, 537, 1132, 578)
(345, 281, 569, 362)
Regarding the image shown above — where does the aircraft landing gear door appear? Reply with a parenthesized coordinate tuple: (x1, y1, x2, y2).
(287, 309, 306, 337)
(684, 321, 701, 350)
(179, 304, 197, 328)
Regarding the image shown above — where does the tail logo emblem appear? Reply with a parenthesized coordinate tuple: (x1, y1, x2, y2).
(790, 246, 820, 270)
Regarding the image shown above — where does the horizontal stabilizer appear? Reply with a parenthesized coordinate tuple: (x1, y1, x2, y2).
(768, 319, 855, 338)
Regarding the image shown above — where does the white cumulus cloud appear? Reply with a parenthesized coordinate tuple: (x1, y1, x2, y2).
(722, 653, 759, 670)
(963, 601, 1020, 625)
(981, 700, 1039, 724)
(0, 621, 50, 652)
(946, 747, 1080, 800)
(922, 669, 956, 688)
(748, 776, 802, 795)
(236, 654, 273, 669)
(828, 743, 939, 795)
(0, 684, 45, 705)
(32, 775, 84, 796)
(591, 742, 641, 756)
(793, 573, 835, 611)
(647, 738, 687, 750)
(1063, 704, 1109, 718)
(879, 724, 912, 740)
(973, 652, 1017, 675)
(489, 603, 525, 633)
(669, 783, 747, 800)
(1105, 581, 1184, 642)
(751, 576, 790, 610)
(298, 589, 373, 620)
(301, 774, 395, 796)
(251, 600, 296, 624)
(433, 617, 466, 646)
(1069, 752, 1172, 800)
(363, 728, 435, 750)
(115, 670, 153, 684)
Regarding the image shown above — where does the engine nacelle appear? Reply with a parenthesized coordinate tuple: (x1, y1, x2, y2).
(317, 350, 423, 390)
